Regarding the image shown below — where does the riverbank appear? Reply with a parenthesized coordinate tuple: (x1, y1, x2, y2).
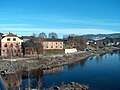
(0, 46, 120, 74)
(48, 82, 89, 90)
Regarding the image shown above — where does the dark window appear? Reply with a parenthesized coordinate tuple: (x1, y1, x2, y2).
(26, 49, 29, 51)
(7, 38, 10, 41)
(14, 50, 16, 53)
(13, 38, 16, 41)
(4, 44, 7, 47)
(56, 46, 57, 48)
(10, 43, 13, 47)
(16, 43, 19, 48)
(60, 46, 62, 48)
(51, 46, 53, 48)
(56, 42, 58, 44)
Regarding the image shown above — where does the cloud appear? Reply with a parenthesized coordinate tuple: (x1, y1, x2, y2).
(56, 19, 120, 27)
(0, 27, 119, 36)
(0, 24, 33, 27)
(22, 16, 120, 27)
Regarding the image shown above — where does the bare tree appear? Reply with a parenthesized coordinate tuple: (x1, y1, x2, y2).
(32, 33, 37, 37)
(67, 36, 87, 50)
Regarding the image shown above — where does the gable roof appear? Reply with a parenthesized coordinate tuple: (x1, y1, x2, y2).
(5, 33, 18, 37)
(44, 38, 63, 42)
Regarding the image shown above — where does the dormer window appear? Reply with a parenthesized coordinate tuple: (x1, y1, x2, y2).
(7, 38, 10, 41)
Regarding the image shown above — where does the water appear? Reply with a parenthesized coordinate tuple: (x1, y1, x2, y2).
(3, 50, 120, 90)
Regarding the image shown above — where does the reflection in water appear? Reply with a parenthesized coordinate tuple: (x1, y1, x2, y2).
(3, 50, 120, 90)
(21, 69, 43, 90)
(43, 66, 63, 75)
(3, 72, 22, 90)
(79, 59, 87, 68)
(109, 52, 114, 56)
(95, 54, 104, 64)
(42, 51, 120, 90)
(67, 63, 76, 70)
(67, 59, 87, 69)
(118, 50, 120, 61)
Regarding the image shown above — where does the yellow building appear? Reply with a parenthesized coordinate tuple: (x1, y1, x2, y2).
(0, 33, 23, 57)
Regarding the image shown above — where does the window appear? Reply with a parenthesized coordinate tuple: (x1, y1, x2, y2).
(56, 46, 57, 48)
(13, 38, 16, 41)
(26, 49, 29, 51)
(60, 46, 62, 48)
(7, 38, 10, 41)
(14, 50, 16, 53)
(4, 44, 7, 47)
(10, 43, 13, 47)
(60, 42, 62, 44)
(56, 42, 58, 44)
(51, 46, 53, 48)
(16, 43, 19, 46)
(46, 46, 48, 48)
(16, 43, 19, 48)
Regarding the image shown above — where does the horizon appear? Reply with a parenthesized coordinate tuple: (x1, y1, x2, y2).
(0, 0, 120, 38)
(1, 31, 120, 39)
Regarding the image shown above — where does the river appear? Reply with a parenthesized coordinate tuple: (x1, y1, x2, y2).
(3, 50, 120, 90)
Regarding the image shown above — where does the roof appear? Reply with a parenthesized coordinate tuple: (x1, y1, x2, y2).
(5, 33, 18, 37)
(20, 36, 33, 39)
(0, 33, 3, 36)
(43, 38, 63, 42)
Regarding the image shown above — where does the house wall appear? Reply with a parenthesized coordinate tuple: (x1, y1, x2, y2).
(65, 48, 77, 54)
(43, 41, 63, 50)
(24, 47, 37, 56)
(1, 37, 23, 57)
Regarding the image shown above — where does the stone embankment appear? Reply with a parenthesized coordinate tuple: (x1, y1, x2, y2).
(48, 82, 89, 90)
(0, 47, 120, 74)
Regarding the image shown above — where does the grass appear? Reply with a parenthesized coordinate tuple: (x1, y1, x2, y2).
(44, 49, 65, 55)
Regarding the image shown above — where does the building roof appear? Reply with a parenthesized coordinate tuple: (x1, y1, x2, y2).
(5, 33, 18, 37)
(0, 33, 3, 36)
(43, 38, 63, 42)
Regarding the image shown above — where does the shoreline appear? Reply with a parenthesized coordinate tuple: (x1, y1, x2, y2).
(47, 82, 89, 90)
(0, 46, 120, 75)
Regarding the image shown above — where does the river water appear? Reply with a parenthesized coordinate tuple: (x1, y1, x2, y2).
(3, 50, 120, 90)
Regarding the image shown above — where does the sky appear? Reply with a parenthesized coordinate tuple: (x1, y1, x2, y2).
(0, 0, 120, 38)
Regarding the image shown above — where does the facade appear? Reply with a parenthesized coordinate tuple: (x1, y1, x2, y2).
(23, 38, 43, 56)
(65, 48, 77, 54)
(0, 33, 23, 57)
(42, 39, 63, 50)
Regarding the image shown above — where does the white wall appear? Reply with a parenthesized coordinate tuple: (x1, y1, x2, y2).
(65, 48, 77, 54)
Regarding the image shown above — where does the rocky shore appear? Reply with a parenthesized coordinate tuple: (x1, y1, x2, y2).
(0, 46, 120, 75)
(47, 82, 89, 90)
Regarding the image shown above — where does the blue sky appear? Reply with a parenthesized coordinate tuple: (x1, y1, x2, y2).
(0, 0, 120, 38)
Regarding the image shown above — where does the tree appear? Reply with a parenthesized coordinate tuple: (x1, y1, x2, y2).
(74, 36, 87, 50)
(48, 32, 58, 39)
(32, 33, 37, 37)
(38, 32, 47, 38)
(67, 36, 75, 46)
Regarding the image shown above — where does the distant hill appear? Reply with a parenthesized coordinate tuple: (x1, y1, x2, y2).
(82, 33, 120, 40)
